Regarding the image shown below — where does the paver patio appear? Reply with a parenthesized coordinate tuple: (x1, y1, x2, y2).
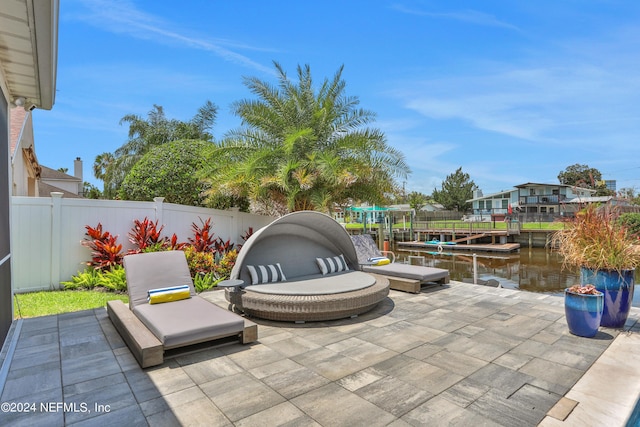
(1, 281, 638, 426)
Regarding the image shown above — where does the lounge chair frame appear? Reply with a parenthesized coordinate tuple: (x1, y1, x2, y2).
(108, 251, 257, 368)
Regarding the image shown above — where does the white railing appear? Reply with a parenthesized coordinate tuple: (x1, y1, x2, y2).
(10, 194, 275, 293)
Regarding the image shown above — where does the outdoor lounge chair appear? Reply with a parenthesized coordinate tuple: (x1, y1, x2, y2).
(351, 234, 450, 293)
(107, 251, 257, 368)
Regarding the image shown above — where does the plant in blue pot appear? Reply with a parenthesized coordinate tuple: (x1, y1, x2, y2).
(564, 284, 603, 337)
(554, 204, 640, 329)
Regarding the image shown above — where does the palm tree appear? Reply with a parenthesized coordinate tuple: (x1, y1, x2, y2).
(203, 63, 410, 214)
(100, 101, 218, 198)
(93, 152, 115, 198)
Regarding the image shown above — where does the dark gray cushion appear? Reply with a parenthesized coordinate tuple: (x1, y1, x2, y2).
(244, 271, 375, 295)
(124, 251, 195, 308)
(133, 296, 244, 349)
(362, 263, 449, 282)
(231, 212, 360, 284)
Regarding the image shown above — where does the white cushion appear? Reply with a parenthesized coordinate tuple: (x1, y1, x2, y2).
(316, 254, 348, 275)
(246, 263, 286, 285)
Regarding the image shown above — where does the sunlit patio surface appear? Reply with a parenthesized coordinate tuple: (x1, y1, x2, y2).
(2, 281, 640, 427)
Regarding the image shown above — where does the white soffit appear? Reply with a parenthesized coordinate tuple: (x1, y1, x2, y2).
(0, 0, 58, 110)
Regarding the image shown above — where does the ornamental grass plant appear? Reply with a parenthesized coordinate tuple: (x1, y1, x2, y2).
(553, 204, 640, 273)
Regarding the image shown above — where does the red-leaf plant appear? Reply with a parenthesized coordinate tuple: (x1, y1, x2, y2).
(237, 227, 254, 251)
(128, 217, 167, 253)
(167, 233, 187, 251)
(82, 223, 123, 270)
(188, 217, 217, 253)
(214, 237, 234, 255)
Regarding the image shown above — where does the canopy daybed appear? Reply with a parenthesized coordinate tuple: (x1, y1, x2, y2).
(225, 211, 389, 322)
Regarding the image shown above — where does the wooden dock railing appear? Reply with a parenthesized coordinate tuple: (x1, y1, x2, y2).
(413, 221, 521, 236)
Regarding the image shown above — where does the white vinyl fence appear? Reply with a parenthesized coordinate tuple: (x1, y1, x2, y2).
(11, 193, 275, 293)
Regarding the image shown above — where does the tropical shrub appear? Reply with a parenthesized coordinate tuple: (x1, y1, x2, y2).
(119, 139, 212, 206)
(240, 227, 254, 243)
(214, 238, 234, 260)
(189, 217, 217, 252)
(128, 217, 166, 253)
(99, 266, 128, 292)
(193, 272, 220, 293)
(82, 223, 123, 270)
(188, 217, 235, 258)
(74, 220, 254, 292)
(618, 213, 640, 237)
(61, 268, 103, 290)
(61, 265, 127, 292)
(184, 246, 216, 277)
(215, 249, 238, 280)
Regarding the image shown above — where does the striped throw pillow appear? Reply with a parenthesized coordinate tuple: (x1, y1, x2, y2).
(316, 254, 349, 275)
(246, 263, 287, 285)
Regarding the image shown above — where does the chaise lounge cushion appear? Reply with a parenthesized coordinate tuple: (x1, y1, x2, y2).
(123, 251, 246, 349)
(133, 296, 244, 349)
(244, 271, 375, 296)
(125, 251, 195, 309)
(361, 263, 449, 282)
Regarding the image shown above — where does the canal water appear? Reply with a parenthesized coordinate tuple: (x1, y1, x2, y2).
(394, 245, 640, 306)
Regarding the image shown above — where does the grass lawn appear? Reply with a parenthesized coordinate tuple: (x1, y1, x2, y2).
(14, 290, 128, 319)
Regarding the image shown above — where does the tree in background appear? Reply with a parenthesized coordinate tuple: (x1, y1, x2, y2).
(93, 152, 116, 198)
(407, 191, 428, 212)
(432, 167, 476, 212)
(83, 182, 101, 199)
(558, 164, 615, 197)
(120, 140, 212, 206)
(558, 164, 602, 188)
(619, 187, 640, 206)
(202, 63, 410, 215)
(94, 102, 218, 198)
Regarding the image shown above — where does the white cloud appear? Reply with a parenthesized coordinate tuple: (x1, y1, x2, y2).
(393, 56, 640, 147)
(391, 4, 520, 31)
(67, 0, 275, 75)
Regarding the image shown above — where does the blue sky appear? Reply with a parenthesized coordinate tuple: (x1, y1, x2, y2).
(33, 0, 640, 196)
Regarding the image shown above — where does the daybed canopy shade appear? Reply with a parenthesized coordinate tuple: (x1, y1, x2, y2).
(231, 211, 359, 284)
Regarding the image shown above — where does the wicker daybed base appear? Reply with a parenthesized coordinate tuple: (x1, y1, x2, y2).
(225, 274, 390, 322)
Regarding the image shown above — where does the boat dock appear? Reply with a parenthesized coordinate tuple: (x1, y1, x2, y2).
(397, 240, 521, 253)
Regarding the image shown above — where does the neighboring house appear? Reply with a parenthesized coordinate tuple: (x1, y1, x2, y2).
(40, 161, 84, 198)
(9, 106, 39, 196)
(515, 182, 596, 215)
(467, 188, 519, 220)
(1, 0, 59, 345)
(468, 183, 598, 220)
(10, 105, 84, 198)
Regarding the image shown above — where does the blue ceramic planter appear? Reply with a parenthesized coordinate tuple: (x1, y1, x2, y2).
(581, 267, 635, 328)
(564, 289, 604, 337)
